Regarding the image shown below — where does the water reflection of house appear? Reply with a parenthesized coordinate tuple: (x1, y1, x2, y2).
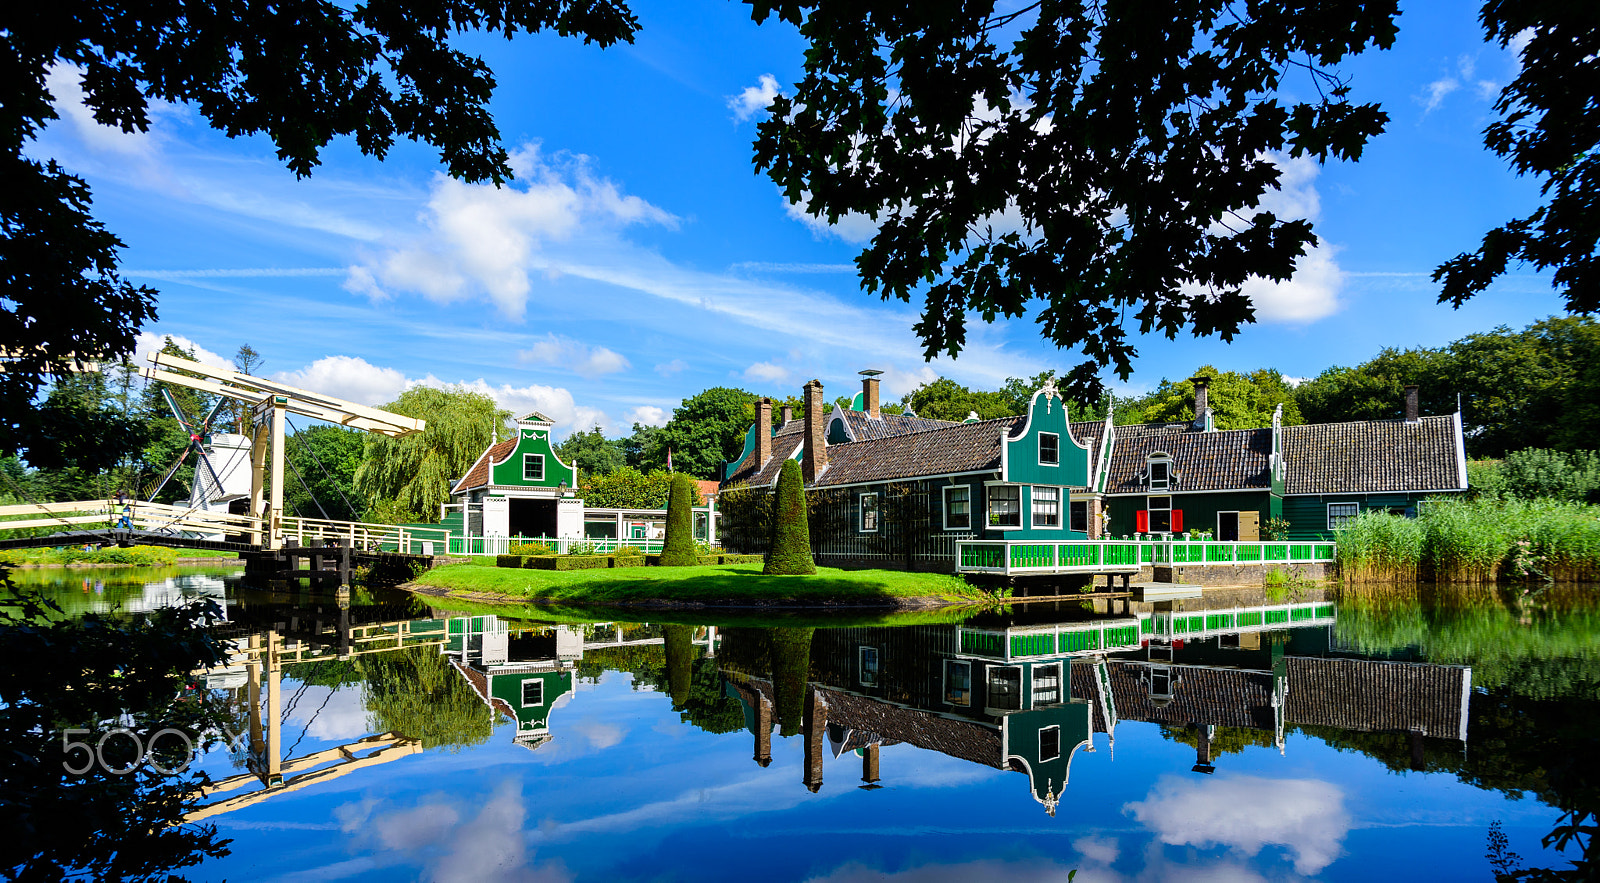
(445, 615, 578, 750)
(723, 608, 1474, 813)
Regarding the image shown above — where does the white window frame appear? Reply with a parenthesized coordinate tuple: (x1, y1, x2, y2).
(1032, 662, 1063, 707)
(858, 646, 880, 688)
(942, 484, 972, 531)
(1217, 510, 1240, 542)
(987, 664, 1024, 712)
(1039, 431, 1060, 466)
(1147, 495, 1173, 534)
(1147, 454, 1171, 491)
(1069, 500, 1090, 534)
(985, 483, 1023, 530)
(523, 453, 545, 482)
(1039, 725, 1062, 762)
(943, 659, 972, 707)
(521, 678, 544, 707)
(859, 492, 879, 533)
(1031, 486, 1063, 529)
(1328, 502, 1360, 530)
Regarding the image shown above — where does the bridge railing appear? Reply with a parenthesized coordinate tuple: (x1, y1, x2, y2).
(280, 516, 449, 555)
(955, 538, 1336, 575)
(0, 499, 261, 536)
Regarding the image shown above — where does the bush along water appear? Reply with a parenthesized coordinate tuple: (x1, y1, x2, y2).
(764, 459, 815, 575)
(1335, 499, 1600, 584)
(659, 474, 698, 566)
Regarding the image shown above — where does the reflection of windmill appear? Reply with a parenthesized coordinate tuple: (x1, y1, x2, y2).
(144, 387, 254, 521)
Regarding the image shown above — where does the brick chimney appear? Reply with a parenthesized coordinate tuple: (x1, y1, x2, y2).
(1404, 385, 1420, 423)
(803, 379, 827, 482)
(755, 398, 773, 466)
(1191, 375, 1211, 417)
(781, 404, 794, 425)
(803, 686, 828, 793)
(861, 371, 881, 419)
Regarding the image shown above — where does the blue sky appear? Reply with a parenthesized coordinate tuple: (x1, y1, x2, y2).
(33, 0, 1567, 438)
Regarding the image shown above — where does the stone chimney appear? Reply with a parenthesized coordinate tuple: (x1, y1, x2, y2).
(755, 398, 773, 466)
(1191, 375, 1211, 419)
(803, 379, 827, 482)
(1404, 385, 1420, 423)
(754, 690, 773, 768)
(803, 686, 828, 793)
(781, 404, 794, 425)
(861, 371, 882, 419)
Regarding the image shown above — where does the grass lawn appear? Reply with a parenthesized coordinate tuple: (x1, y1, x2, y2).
(411, 562, 980, 607)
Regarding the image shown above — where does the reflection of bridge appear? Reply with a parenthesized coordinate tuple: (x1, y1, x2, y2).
(954, 538, 1336, 576)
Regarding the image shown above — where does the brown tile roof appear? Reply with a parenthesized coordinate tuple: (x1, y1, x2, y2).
(818, 687, 1003, 769)
(815, 417, 1022, 487)
(839, 410, 960, 441)
(1282, 416, 1464, 495)
(1104, 425, 1273, 494)
(454, 438, 518, 493)
(694, 479, 721, 501)
(450, 658, 517, 721)
(724, 432, 805, 488)
(1106, 661, 1279, 729)
(1283, 657, 1470, 740)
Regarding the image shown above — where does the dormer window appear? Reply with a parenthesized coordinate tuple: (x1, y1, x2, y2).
(1147, 454, 1171, 491)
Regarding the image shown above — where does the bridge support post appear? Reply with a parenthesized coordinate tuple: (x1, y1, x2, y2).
(268, 397, 287, 550)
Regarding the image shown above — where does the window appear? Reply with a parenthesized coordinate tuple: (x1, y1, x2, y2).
(1328, 502, 1360, 530)
(1032, 486, 1061, 528)
(944, 485, 972, 530)
(989, 666, 1023, 710)
(859, 647, 880, 687)
(523, 453, 545, 482)
(1148, 455, 1171, 491)
(1039, 725, 1062, 762)
(987, 485, 1022, 528)
(1039, 432, 1059, 465)
(860, 492, 879, 532)
(1070, 500, 1089, 533)
(521, 679, 544, 707)
(944, 660, 972, 706)
(1148, 495, 1173, 533)
(1033, 662, 1062, 706)
(694, 511, 709, 540)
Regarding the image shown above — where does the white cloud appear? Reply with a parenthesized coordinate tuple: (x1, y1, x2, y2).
(624, 405, 668, 427)
(348, 144, 677, 319)
(728, 74, 781, 122)
(134, 331, 231, 371)
(1281, 374, 1309, 387)
(284, 686, 371, 742)
(1420, 76, 1460, 113)
(570, 720, 625, 750)
(45, 64, 169, 160)
(1072, 834, 1120, 865)
(428, 376, 609, 436)
(654, 359, 687, 376)
(1125, 774, 1350, 875)
(785, 198, 881, 244)
(518, 335, 630, 378)
(743, 361, 790, 384)
(803, 859, 1083, 883)
(1225, 154, 1343, 324)
(340, 783, 571, 883)
(272, 355, 410, 406)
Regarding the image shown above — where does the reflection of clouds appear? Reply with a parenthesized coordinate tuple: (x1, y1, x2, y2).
(803, 859, 1080, 882)
(1125, 774, 1349, 875)
(335, 781, 571, 883)
(1073, 834, 1120, 865)
(284, 686, 372, 742)
(571, 720, 624, 750)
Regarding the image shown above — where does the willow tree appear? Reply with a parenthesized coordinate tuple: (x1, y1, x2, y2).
(354, 386, 508, 523)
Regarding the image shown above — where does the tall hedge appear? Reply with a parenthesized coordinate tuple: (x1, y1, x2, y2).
(764, 459, 815, 574)
(659, 473, 698, 566)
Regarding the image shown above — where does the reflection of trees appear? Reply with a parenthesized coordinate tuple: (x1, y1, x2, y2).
(769, 629, 814, 737)
(575, 644, 665, 687)
(679, 658, 744, 735)
(665, 626, 694, 708)
(1159, 725, 1277, 758)
(0, 580, 232, 880)
(363, 646, 492, 751)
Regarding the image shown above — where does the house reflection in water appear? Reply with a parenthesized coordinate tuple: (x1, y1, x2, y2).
(721, 600, 1474, 814)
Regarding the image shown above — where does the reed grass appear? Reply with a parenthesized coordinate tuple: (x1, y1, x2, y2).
(1335, 498, 1600, 584)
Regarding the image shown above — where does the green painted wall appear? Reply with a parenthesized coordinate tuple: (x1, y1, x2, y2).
(1004, 701, 1091, 805)
(489, 427, 578, 489)
(488, 669, 573, 731)
(1003, 392, 1089, 488)
(1106, 491, 1278, 538)
(1281, 492, 1449, 540)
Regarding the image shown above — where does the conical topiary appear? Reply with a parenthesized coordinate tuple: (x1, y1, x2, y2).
(659, 473, 698, 566)
(764, 458, 816, 574)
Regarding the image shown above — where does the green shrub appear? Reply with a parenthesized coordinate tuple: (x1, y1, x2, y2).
(524, 555, 609, 571)
(764, 459, 815, 575)
(695, 555, 720, 566)
(719, 554, 763, 565)
(495, 555, 524, 568)
(510, 541, 554, 555)
(613, 544, 644, 559)
(659, 474, 698, 566)
(610, 555, 644, 568)
(566, 541, 599, 556)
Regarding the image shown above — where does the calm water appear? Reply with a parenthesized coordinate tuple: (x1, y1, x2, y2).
(8, 565, 1598, 882)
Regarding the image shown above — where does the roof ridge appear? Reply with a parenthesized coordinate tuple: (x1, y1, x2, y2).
(832, 413, 1019, 445)
(1284, 414, 1454, 431)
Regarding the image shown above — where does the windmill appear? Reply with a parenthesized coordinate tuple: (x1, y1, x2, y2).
(144, 387, 230, 507)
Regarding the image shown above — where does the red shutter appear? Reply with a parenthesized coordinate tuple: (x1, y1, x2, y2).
(1136, 510, 1148, 532)
(1171, 509, 1184, 533)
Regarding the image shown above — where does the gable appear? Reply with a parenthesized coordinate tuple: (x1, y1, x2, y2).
(1003, 388, 1089, 487)
(488, 427, 578, 488)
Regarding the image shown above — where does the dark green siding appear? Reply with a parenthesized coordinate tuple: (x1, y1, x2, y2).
(1282, 492, 1455, 540)
(1106, 491, 1278, 538)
